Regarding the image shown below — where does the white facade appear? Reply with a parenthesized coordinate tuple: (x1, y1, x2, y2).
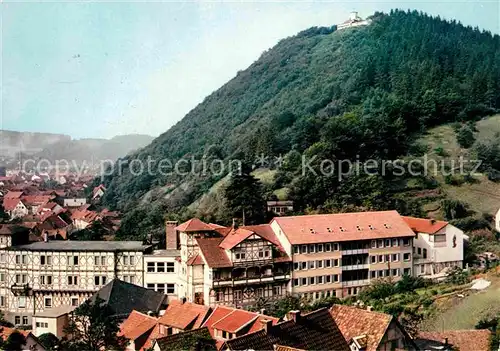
(32, 305, 74, 338)
(143, 249, 180, 299)
(337, 11, 371, 30)
(6, 201, 28, 219)
(63, 198, 87, 208)
(413, 224, 464, 277)
(0, 241, 152, 327)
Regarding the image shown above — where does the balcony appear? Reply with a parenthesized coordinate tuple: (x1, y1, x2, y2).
(213, 273, 291, 287)
(342, 264, 369, 271)
(342, 279, 370, 287)
(341, 249, 369, 255)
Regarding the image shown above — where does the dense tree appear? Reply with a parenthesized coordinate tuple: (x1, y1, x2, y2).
(455, 124, 476, 148)
(3, 331, 26, 351)
(38, 332, 60, 351)
(61, 297, 128, 351)
(0, 203, 9, 222)
(223, 166, 266, 225)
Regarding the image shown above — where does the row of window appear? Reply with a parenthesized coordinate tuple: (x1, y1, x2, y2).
(11, 254, 137, 267)
(214, 286, 283, 302)
(147, 262, 175, 273)
(36, 322, 49, 328)
(293, 259, 340, 271)
(234, 249, 271, 260)
(146, 283, 175, 294)
(292, 238, 411, 255)
(370, 253, 411, 264)
(14, 316, 28, 326)
(14, 295, 80, 310)
(293, 274, 341, 287)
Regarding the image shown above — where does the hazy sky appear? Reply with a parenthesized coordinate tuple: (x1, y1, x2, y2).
(2, 0, 499, 139)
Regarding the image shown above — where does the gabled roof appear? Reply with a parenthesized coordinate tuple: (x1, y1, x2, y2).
(330, 305, 393, 351)
(4, 191, 23, 199)
(158, 300, 211, 330)
(0, 326, 31, 341)
(154, 327, 215, 351)
(212, 310, 259, 333)
(175, 218, 214, 232)
(402, 216, 448, 234)
(197, 237, 233, 268)
(0, 225, 14, 235)
(91, 279, 166, 318)
(417, 330, 491, 351)
(119, 310, 158, 345)
(272, 211, 415, 245)
(2, 198, 24, 211)
(21, 195, 52, 206)
(223, 308, 349, 351)
(219, 228, 255, 250)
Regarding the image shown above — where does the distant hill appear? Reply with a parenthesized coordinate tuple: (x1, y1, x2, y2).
(96, 10, 500, 238)
(0, 130, 154, 167)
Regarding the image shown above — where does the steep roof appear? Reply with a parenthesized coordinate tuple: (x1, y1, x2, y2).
(223, 308, 349, 351)
(4, 191, 23, 199)
(119, 310, 158, 347)
(91, 279, 166, 318)
(154, 327, 215, 351)
(158, 300, 211, 330)
(272, 211, 415, 245)
(330, 305, 393, 351)
(197, 237, 233, 268)
(175, 218, 214, 232)
(417, 330, 491, 351)
(3, 198, 24, 211)
(186, 253, 204, 266)
(219, 228, 256, 249)
(402, 216, 448, 234)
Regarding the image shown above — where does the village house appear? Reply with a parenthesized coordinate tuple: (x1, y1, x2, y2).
(92, 184, 106, 202)
(202, 305, 279, 350)
(330, 304, 417, 350)
(266, 200, 294, 216)
(222, 309, 349, 351)
(32, 304, 75, 339)
(0, 326, 46, 351)
(403, 216, 464, 278)
(2, 198, 29, 219)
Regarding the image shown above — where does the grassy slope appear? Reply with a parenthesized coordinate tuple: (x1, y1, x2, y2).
(419, 114, 500, 216)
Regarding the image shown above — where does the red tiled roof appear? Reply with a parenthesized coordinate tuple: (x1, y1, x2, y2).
(21, 195, 52, 206)
(175, 218, 214, 232)
(202, 305, 234, 336)
(2, 198, 23, 211)
(330, 305, 393, 351)
(158, 300, 211, 330)
(0, 225, 14, 235)
(418, 330, 491, 351)
(0, 326, 30, 341)
(212, 310, 259, 333)
(119, 310, 158, 341)
(197, 237, 233, 268)
(219, 228, 255, 250)
(4, 191, 23, 199)
(272, 211, 415, 245)
(402, 216, 448, 234)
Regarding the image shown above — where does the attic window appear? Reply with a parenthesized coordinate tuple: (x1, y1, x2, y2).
(339, 227, 345, 232)
(309, 228, 316, 234)
(356, 225, 362, 231)
(327, 227, 332, 233)
(368, 225, 374, 230)
(383, 224, 391, 229)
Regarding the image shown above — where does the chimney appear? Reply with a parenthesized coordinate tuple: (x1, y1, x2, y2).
(260, 308, 267, 315)
(288, 310, 301, 322)
(366, 306, 373, 312)
(181, 297, 187, 304)
(43, 232, 49, 243)
(431, 219, 436, 224)
(260, 319, 273, 333)
(443, 337, 449, 346)
(165, 220, 179, 250)
(232, 218, 239, 229)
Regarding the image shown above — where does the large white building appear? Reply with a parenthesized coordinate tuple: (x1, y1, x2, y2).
(0, 240, 153, 326)
(403, 217, 464, 277)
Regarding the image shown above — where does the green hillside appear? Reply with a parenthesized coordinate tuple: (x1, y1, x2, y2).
(97, 10, 500, 238)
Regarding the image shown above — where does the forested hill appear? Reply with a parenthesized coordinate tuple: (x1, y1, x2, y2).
(98, 10, 500, 238)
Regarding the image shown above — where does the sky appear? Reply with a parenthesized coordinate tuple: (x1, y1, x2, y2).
(1, 0, 499, 140)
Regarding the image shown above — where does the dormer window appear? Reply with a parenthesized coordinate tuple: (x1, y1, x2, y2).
(383, 223, 391, 229)
(327, 227, 332, 233)
(339, 227, 345, 232)
(309, 228, 315, 234)
(356, 225, 362, 231)
(368, 225, 374, 230)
